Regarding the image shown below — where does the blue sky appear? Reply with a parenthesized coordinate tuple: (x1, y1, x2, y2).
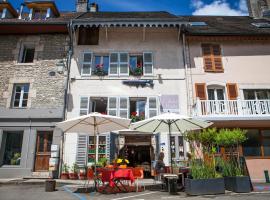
(8, 0, 249, 16)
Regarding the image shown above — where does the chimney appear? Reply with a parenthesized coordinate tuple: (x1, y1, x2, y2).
(76, 0, 89, 12)
(90, 3, 98, 12)
(247, 0, 270, 18)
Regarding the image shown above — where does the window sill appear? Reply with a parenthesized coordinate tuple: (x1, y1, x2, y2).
(204, 69, 224, 73)
(1, 165, 21, 168)
(15, 63, 36, 66)
(75, 75, 155, 80)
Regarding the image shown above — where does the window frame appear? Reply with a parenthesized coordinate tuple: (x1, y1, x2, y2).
(143, 52, 154, 76)
(201, 43, 224, 73)
(12, 83, 30, 109)
(19, 44, 35, 64)
(79, 96, 90, 116)
(147, 96, 159, 118)
(241, 129, 270, 158)
(80, 51, 93, 76)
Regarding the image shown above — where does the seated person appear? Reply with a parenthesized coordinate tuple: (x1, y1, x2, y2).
(155, 152, 165, 174)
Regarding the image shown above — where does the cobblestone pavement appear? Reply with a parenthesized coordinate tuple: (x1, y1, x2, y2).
(1, 184, 270, 200)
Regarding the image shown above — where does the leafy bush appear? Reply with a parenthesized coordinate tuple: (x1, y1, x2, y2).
(215, 129, 247, 147)
(190, 160, 221, 179)
(216, 157, 244, 177)
(62, 163, 69, 173)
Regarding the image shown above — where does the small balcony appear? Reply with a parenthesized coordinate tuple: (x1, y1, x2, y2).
(195, 99, 270, 117)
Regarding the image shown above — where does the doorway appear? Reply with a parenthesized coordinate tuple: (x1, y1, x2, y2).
(34, 131, 53, 171)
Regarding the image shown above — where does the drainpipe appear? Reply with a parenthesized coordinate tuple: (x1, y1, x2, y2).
(180, 24, 191, 116)
(58, 20, 74, 178)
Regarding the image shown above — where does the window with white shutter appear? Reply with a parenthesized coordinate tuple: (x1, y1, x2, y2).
(119, 53, 129, 76)
(143, 52, 153, 75)
(109, 53, 119, 76)
(80, 96, 89, 116)
(108, 97, 118, 116)
(81, 52, 93, 76)
(148, 97, 159, 118)
(76, 135, 87, 167)
(119, 97, 129, 118)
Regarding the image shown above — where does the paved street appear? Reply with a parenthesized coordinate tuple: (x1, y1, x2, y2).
(1, 184, 270, 200)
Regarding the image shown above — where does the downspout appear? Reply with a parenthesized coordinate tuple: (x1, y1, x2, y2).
(181, 24, 190, 116)
(59, 19, 74, 178)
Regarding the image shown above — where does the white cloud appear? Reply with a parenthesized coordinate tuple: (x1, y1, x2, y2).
(191, 0, 248, 16)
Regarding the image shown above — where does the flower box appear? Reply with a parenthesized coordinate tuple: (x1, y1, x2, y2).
(224, 176, 251, 193)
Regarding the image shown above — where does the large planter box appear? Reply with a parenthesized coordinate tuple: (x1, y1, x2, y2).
(185, 178, 225, 196)
(224, 176, 251, 193)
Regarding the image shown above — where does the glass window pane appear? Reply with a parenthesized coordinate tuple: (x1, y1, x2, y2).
(15, 93, 21, 100)
(80, 110, 88, 116)
(82, 64, 91, 74)
(170, 136, 176, 159)
(3, 132, 23, 165)
(144, 64, 152, 74)
(244, 90, 255, 100)
(103, 56, 109, 74)
(149, 110, 157, 118)
(256, 90, 268, 100)
(109, 98, 117, 109)
(217, 89, 224, 100)
(109, 64, 118, 74)
(23, 84, 29, 93)
(120, 64, 128, 74)
(120, 110, 128, 118)
(23, 93, 28, 100)
(120, 98, 127, 109)
(16, 86, 22, 93)
(80, 97, 88, 109)
(84, 53, 92, 62)
(149, 98, 157, 109)
(120, 53, 128, 62)
(263, 138, 270, 156)
(13, 100, 20, 107)
(94, 56, 101, 66)
(129, 56, 137, 71)
(108, 110, 117, 116)
(242, 129, 261, 156)
(110, 53, 118, 63)
(262, 130, 270, 137)
(137, 100, 146, 116)
(22, 100, 27, 107)
(208, 89, 215, 100)
(144, 53, 152, 62)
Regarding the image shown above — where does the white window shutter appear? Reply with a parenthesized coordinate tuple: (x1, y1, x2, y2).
(109, 53, 119, 76)
(81, 52, 92, 76)
(79, 96, 89, 116)
(108, 97, 118, 116)
(119, 53, 129, 76)
(143, 52, 153, 75)
(76, 134, 87, 168)
(119, 97, 129, 118)
(148, 96, 159, 118)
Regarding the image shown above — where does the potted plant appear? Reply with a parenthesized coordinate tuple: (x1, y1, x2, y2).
(215, 129, 250, 193)
(94, 64, 107, 76)
(69, 163, 79, 180)
(60, 163, 69, 179)
(184, 129, 225, 196)
(78, 165, 87, 180)
(131, 112, 145, 122)
(130, 63, 143, 76)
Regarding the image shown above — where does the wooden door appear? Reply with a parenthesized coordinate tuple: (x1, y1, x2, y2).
(34, 131, 53, 171)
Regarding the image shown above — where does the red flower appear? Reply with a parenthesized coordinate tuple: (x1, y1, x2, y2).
(131, 111, 137, 116)
(137, 63, 142, 68)
(101, 112, 107, 115)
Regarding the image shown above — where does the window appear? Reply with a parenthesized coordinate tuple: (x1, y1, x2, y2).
(92, 55, 109, 76)
(242, 129, 270, 157)
(129, 55, 143, 76)
(33, 8, 47, 20)
(143, 52, 153, 75)
(244, 89, 270, 100)
(12, 84, 30, 108)
(109, 53, 129, 76)
(148, 97, 159, 118)
(2, 132, 23, 166)
(19, 45, 35, 63)
(207, 87, 225, 100)
(201, 44, 223, 72)
(79, 97, 89, 116)
(78, 27, 99, 45)
(81, 52, 92, 76)
(130, 98, 146, 122)
(90, 97, 107, 114)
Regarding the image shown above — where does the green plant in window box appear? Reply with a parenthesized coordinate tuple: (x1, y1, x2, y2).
(130, 63, 143, 76)
(131, 111, 145, 122)
(10, 152, 21, 165)
(94, 64, 107, 76)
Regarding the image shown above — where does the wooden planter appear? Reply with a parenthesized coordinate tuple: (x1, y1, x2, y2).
(224, 176, 251, 193)
(60, 173, 69, 180)
(185, 178, 225, 196)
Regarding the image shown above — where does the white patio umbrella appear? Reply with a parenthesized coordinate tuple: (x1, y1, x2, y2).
(131, 113, 213, 167)
(56, 112, 131, 189)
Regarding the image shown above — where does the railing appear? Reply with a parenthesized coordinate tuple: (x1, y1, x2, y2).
(195, 99, 270, 116)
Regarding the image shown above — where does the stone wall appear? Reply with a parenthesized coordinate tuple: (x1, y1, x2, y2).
(0, 34, 69, 109)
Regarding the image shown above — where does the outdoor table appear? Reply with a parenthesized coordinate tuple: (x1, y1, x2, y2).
(99, 168, 135, 193)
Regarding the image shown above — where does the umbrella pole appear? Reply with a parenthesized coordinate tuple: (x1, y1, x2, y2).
(93, 117, 97, 191)
(168, 121, 173, 173)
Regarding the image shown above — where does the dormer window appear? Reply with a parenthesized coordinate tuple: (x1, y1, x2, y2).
(0, 2, 18, 19)
(33, 8, 48, 20)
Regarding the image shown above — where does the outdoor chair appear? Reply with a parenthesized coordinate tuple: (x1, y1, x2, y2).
(84, 168, 95, 192)
(132, 167, 145, 192)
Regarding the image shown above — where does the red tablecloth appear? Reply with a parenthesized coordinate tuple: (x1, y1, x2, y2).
(101, 169, 135, 187)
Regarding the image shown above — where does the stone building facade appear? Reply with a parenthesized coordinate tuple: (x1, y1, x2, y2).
(0, 1, 70, 178)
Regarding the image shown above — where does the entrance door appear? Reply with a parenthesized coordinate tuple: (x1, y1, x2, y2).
(35, 131, 53, 171)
